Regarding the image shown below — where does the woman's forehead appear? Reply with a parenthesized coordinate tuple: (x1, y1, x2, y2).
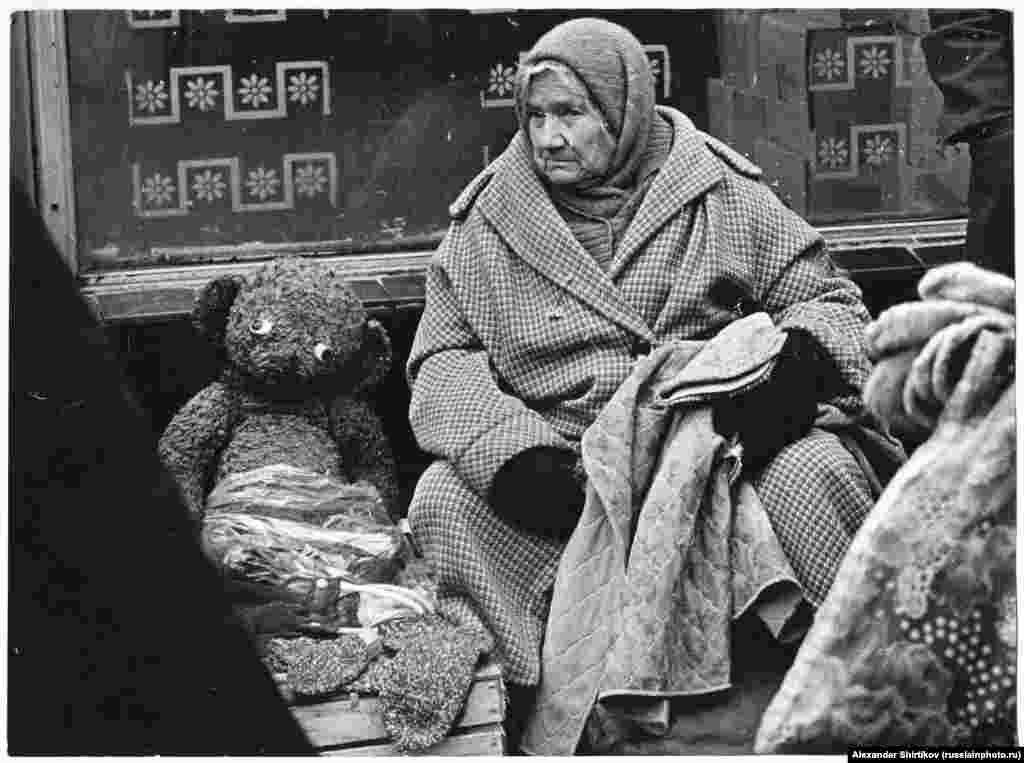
(524, 62, 590, 106)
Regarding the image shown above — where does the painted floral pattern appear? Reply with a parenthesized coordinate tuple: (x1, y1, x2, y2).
(287, 72, 320, 105)
(238, 74, 272, 108)
(813, 48, 846, 81)
(141, 172, 176, 207)
(191, 169, 227, 202)
(294, 163, 327, 198)
(859, 45, 893, 79)
(862, 135, 895, 167)
(648, 55, 663, 87)
(818, 137, 850, 169)
(134, 79, 169, 114)
(245, 166, 281, 201)
(487, 63, 516, 97)
(185, 76, 220, 111)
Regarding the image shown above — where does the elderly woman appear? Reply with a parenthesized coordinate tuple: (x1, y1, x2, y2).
(406, 18, 903, 696)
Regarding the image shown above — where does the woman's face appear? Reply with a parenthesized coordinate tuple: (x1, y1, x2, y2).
(525, 68, 616, 187)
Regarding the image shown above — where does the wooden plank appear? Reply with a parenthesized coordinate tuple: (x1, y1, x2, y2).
(292, 663, 505, 750)
(28, 10, 78, 273)
(92, 288, 197, 322)
(347, 279, 392, 305)
(321, 725, 506, 757)
(80, 251, 432, 324)
(76, 219, 967, 324)
(379, 275, 426, 301)
(11, 13, 37, 207)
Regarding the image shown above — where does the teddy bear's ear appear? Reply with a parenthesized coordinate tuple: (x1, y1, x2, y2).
(192, 275, 243, 347)
(349, 318, 393, 395)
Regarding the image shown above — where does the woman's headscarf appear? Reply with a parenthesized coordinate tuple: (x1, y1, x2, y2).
(514, 18, 659, 200)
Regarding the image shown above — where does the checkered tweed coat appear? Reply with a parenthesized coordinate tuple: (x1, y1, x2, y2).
(406, 106, 899, 686)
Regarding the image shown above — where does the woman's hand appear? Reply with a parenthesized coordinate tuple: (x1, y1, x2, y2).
(713, 329, 841, 472)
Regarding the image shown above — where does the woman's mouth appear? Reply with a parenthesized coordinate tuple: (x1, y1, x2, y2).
(542, 157, 580, 175)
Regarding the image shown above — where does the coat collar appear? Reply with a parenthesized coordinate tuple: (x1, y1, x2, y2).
(610, 107, 726, 275)
(474, 107, 725, 339)
(478, 132, 654, 339)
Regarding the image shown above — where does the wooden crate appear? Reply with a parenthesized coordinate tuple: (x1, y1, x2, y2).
(290, 662, 507, 756)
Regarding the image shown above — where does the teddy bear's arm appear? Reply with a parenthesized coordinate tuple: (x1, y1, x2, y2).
(158, 381, 240, 516)
(327, 395, 400, 517)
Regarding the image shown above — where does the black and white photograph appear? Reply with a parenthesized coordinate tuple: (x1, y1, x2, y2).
(9, 7, 1016, 755)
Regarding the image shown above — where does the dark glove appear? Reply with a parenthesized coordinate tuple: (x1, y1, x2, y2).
(713, 329, 842, 472)
(489, 446, 585, 542)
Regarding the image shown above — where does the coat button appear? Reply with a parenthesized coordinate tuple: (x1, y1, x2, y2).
(631, 338, 652, 358)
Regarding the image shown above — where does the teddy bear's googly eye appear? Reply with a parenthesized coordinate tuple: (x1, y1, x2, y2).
(249, 318, 274, 336)
(314, 342, 334, 363)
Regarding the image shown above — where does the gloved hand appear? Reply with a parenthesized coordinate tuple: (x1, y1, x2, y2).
(713, 329, 841, 472)
(489, 446, 585, 542)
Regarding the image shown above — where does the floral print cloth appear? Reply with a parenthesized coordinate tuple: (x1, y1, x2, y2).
(756, 263, 1016, 750)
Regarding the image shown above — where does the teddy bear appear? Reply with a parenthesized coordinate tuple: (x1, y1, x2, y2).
(158, 256, 400, 521)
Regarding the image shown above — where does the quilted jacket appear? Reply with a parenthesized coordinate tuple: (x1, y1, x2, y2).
(521, 315, 806, 755)
(406, 106, 882, 685)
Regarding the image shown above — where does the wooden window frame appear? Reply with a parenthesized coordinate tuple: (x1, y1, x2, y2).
(27, 10, 967, 325)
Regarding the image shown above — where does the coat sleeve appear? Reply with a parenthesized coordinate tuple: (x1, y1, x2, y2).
(750, 184, 873, 402)
(407, 227, 571, 501)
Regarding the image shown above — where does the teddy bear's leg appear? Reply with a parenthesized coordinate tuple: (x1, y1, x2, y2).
(328, 396, 400, 518)
(158, 381, 240, 516)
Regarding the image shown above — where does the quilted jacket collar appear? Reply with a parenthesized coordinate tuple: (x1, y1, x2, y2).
(468, 107, 727, 339)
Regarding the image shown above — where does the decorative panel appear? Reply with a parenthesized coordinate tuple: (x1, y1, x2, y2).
(708, 10, 970, 224)
(60, 9, 714, 270)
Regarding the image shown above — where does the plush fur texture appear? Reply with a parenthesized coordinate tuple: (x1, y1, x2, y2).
(159, 257, 399, 518)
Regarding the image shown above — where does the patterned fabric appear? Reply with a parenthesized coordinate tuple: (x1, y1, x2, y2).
(756, 264, 1016, 751)
(522, 316, 806, 755)
(407, 461, 562, 683)
(407, 105, 897, 686)
(752, 431, 875, 605)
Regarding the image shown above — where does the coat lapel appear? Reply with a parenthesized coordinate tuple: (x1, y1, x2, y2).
(609, 108, 726, 280)
(477, 134, 654, 341)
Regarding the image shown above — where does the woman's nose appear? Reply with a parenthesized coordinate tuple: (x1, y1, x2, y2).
(534, 119, 567, 150)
